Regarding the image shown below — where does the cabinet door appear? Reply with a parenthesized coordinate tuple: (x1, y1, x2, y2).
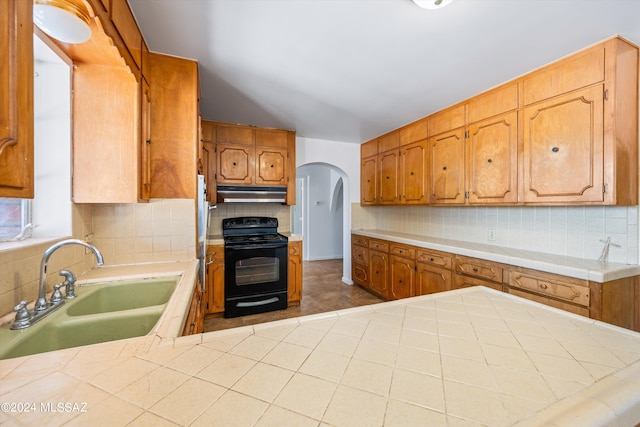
(400, 140, 427, 204)
(200, 120, 215, 203)
(466, 111, 518, 204)
(256, 146, 287, 185)
(288, 241, 303, 302)
(361, 156, 377, 205)
(205, 247, 225, 314)
(369, 250, 389, 298)
(148, 53, 198, 198)
(216, 143, 254, 184)
(378, 150, 399, 204)
(0, 0, 33, 198)
(415, 263, 451, 296)
(428, 128, 465, 204)
(389, 255, 414, 300)
(522, 85, 604, 203)
(255, 128, 288, 148)
(140, 79, 152, 200)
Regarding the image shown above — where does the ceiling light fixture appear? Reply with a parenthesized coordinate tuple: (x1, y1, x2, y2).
(33, 0, 91, 44)
(412, 0, 453, 10)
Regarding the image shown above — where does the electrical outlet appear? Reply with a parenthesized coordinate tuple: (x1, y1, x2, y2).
(488, 229, 496, 241)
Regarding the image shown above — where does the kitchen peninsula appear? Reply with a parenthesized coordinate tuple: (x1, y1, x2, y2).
(1, 282, 640, 426)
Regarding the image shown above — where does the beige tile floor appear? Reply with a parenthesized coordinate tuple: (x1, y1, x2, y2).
(2, 287, 640, 426)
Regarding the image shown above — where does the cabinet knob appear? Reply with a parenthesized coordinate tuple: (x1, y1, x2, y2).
(487, 158, 492, 163)
(232, 162, 237, 166)
(386, 176, 390, 179)
(442, 166, 447, 171)
(430, 257, 434, 262)
(270, 164, 274, 168)
(410, 171, 414, 176)
(472, 267, 478, 272)
(540, 283, 548, 290)
(551, 147, 559, 153)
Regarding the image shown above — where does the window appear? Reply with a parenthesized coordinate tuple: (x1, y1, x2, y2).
(0, 35, 72, 244)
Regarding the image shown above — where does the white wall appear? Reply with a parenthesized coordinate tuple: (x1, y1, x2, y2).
(296, 137, 360, 202)
(297, 164, 343, 260)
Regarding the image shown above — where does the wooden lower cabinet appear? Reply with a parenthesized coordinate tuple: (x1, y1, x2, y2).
(205, 245, 225, 314)
(369, 249, 389, 299)
(416, 263, 451, 295)
(288, 241, 303, 303)
(389, 255, 414, 300)
(182, 281, 204, 335)
(453, 255, 506, 292)
(351, 234, 639, 331)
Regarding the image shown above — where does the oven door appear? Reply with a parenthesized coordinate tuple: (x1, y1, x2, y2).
(224, 243, 288, 317)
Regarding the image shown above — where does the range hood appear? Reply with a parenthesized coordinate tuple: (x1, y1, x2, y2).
(216, 185, 287, 203)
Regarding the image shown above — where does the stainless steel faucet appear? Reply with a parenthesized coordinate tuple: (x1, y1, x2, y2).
(34, 239, 104, 313)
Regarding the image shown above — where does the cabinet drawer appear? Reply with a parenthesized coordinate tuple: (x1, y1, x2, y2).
(453, 274, 504, 292)
(352, 245, 369, 266)
(352, 236, 369, 247)
(369, 240, 389, 252)
(352, 264, 368, 286)
(416, 249, 452, 269)
(509, 289, 590, 317)
(454, 257, 503, 283)
(390, 244, 415, 259)
(510, 271, 590, 307)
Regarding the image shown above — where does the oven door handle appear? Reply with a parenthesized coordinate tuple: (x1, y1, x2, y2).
(226, 243, 287, 251)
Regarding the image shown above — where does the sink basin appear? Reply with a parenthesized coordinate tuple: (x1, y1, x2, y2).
(0, 307, 164, 360)
(66, 277, 177, 316)
(0, 276, 179, 360)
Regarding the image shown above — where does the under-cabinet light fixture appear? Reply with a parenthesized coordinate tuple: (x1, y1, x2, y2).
(33, 0, 91, 44)
(412, 0, 453, 10)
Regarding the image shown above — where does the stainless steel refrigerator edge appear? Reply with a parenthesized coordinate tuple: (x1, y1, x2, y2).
(197, 175, 210, 291)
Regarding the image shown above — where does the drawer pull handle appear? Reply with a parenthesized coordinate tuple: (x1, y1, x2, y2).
(540, 283, 548, 290)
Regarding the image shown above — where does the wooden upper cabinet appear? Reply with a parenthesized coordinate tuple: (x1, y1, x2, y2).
(522, 37, 638, 205)
(200, 120, 216, 202)
(523, 46, 605, 106)
(256, 146, 287, 185)
(360, 155, 377, 205)
(73, 63, 141, 203)
(467, 84, 518, 124)
(110, 0, 142, 71)
(523, 85, 605, 203)
(210, 121, 296, 203)
(428, 128, 465, 204)
(140, 79, 152, 200)
(378, 150, 399, 204)
(399, 140, 427, 204)
(428, 104, 465, 137)
(0, 0, 34, 199)
(466, 111, 518, 204)
(400, 119, 428, 146)
(148, 53, 199, 198)
(377, 131, 400, 154)
(216, 143, 254, 184)
(256, 128, 289, 148)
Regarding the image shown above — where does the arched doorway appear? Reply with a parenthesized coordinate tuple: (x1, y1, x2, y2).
(295, 162, 352, 284)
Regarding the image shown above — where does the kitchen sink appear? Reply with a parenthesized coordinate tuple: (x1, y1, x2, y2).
(0, 276, 179, 360)
(66, 278, 177, 316)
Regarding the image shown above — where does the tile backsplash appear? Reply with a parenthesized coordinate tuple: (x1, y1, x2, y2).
(0, 199, 195, 316)
(352, 204, 639, 264)
(207, 203, 292, 236)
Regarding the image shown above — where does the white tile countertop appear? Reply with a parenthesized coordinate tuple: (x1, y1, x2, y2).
(353, 229, 640, 283)
(2, 286, 640, 426)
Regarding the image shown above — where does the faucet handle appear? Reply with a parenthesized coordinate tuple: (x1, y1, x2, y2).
(50, 283, 65, 305)
(59, 270, 77, 299)
(13, 301, 31, 321)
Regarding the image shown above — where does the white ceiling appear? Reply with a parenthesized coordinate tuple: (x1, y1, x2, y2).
(128, 0, 640, 144)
